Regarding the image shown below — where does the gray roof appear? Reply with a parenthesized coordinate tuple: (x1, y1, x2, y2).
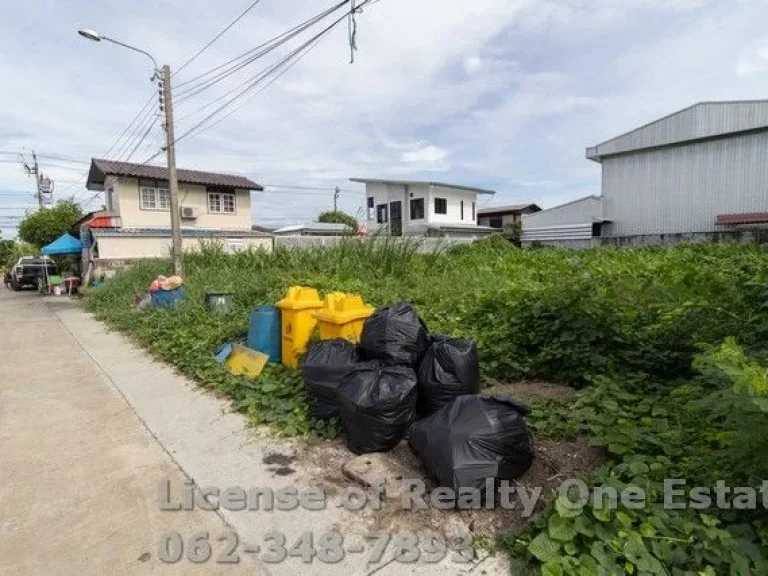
(587, 100, 768, 162)
(273, 223, 354, 235)
(87, 159, 263, 191)
(91, 227, 272, 238)
(477, 203, 541, 215)
(350, 178, 496, 195)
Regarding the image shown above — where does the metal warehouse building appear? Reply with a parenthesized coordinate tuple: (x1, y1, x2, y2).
(523, 100, 768, 247)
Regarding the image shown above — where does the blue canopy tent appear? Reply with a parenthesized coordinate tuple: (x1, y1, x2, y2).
(41, 233, 82, 255)
(40, 233, 83, 294)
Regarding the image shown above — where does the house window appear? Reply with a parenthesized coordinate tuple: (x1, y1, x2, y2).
(140, 186, 170, 210)
(434, 197, 447, 215)
(460, 201, 464, 220)
(208, 191, 235, 214)
(106, 188, 114, 212)
(367, 197, 374, 220)
(472, 202, 476, 221)
(376, 204, 388, 224)
(410, 198, 424, 220)
(489, 216, 503, 229)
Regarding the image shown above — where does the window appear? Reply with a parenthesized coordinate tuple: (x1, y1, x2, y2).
(460, 201, 464, 220)
(489, 216, 503, 229)
(376, 204, 388, 224)
(434, 197, 447, 215)
(208, 191, 235, 214)
(227, 241, 246, 253)
(367, 197, 374, 220)
(472, 202, 476, 221)
(106, 188, 114, 212)
(409, 198, 424, 220)
(592, 222, 602, 238)
(140, 186, 170, 210)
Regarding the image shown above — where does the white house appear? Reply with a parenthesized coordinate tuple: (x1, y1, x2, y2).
(520, 196, 606, 248)
(82, 159, 273, 276)
(350, 178, 497, 238)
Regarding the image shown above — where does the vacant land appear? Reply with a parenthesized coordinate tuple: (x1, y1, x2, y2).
(88, 239, 768, 574)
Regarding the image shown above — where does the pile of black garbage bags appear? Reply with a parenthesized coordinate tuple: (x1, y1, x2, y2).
(301, 302, 534, 494)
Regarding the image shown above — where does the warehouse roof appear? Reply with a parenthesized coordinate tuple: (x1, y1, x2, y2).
(350, 178, 496, 195)
(587, 100, 768, 162)
(87, 159, 263, 191)
(477, 203, 541, 216)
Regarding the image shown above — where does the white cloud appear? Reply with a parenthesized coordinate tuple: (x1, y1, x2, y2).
(399, 145, 449, 164)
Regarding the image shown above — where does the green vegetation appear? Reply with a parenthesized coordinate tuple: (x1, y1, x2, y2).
(16, 199, 82, 248)
(86, 238, 768, 573)
(317, 209, 357, 229)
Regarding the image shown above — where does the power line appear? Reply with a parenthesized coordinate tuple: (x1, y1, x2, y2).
(173, 1, 349, 93)
(174, 14, 348, 146)
(174, 0, 263, 77)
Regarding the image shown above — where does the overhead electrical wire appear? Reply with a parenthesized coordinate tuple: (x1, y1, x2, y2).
(172, 1, 349, 108)
(174, 0, 264, 77)
(172, 0, 349, 94)
(173, 12, 351, 146)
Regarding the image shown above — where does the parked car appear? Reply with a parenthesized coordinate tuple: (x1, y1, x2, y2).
(9, 257, 57, 291)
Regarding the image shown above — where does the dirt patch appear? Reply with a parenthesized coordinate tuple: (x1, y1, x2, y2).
(294, 431, 605, 540)
(262, 452, 295, 466)
(485, 380, 577, 403)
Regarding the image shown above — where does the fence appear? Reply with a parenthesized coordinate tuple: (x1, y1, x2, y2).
(273, 235, 476, 253)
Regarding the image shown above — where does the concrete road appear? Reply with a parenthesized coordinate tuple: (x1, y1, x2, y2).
(0, 288, 506, 576)
(0, 289, 261, 575)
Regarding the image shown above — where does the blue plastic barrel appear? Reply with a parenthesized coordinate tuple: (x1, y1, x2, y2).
(247, 305, 281, 363)
(151, 286, 186, 308)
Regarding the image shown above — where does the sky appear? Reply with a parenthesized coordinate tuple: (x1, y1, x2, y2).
(2, 0, 768, 237)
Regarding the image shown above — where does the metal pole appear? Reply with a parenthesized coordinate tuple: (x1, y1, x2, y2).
(161, 65, 183, 276)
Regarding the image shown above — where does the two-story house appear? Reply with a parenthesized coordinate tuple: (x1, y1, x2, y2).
(82, 159, 272, 276)
(350, 178, 497, 238)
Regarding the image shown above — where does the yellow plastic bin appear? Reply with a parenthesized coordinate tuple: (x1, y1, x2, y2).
(314, 292, 375, 343)
(276, 286, 324, 368)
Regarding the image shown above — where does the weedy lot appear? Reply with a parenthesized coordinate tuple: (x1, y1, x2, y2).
(87, 238, 768, 574)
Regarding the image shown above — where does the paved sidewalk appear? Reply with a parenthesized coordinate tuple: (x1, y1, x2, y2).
(1, 289, 506, 576)
(0, 289, 259, 575)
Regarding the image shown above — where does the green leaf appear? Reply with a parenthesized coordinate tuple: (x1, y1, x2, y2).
(590, 541, 616, 570)
(616, 511, 633, 528)
(592, 505, 612, 523)
(549, 514, 578, 542)
(628, 461, 649, 475)
(528, 532, 561, 562)
(541, 561, 564, 576)
(556, 495, 584, 518)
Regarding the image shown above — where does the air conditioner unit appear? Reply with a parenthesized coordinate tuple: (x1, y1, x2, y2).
(180, 206, 198, 220)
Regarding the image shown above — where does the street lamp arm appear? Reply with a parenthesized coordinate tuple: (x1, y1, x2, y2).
(101, 35, 159, 72)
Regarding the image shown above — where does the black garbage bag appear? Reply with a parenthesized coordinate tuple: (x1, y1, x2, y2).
(301, 339, 359, 420)
(337, 362, 418, 454)
(408, 395, 534, 496)
(417, 335, 480, 417)
(359, 303, 429, 368)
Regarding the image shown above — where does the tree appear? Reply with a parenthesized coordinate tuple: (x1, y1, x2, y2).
(317, 210, 357, 230)
(17, 199, 83, 249)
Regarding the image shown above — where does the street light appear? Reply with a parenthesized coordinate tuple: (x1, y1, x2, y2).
(77, 28, 159, 76)
(78, 27, 182, 275)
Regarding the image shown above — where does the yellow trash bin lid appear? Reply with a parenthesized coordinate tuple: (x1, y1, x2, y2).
(275, 286, 323, 310)
(314, 292, 375, 324)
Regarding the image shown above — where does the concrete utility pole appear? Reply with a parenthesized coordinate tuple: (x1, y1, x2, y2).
(161, 65, 183, 276)
(22, 150, 53, 208)
(78, 28, 183, 276)
(334, 186, 340, 212)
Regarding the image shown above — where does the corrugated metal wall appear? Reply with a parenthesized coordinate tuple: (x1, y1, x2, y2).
(588, 101, 768, 159)
(522, 196, 602, 228)
(602, 130, 768, 236)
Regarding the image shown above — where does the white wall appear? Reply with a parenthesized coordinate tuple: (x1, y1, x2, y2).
(365, 183, 479, 232)
(428, 185, 478, 226)
(110, 177, 253, 230)
(95, 235, 272, 259)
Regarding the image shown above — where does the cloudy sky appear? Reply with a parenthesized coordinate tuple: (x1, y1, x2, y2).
(2, 0, 768, 236)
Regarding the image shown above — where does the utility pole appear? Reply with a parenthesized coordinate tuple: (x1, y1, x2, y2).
(77, 28, 182, 276)
(22, 150, 53, 208)
(334, 186, 340, 212)
(161, 65, 183, 276)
